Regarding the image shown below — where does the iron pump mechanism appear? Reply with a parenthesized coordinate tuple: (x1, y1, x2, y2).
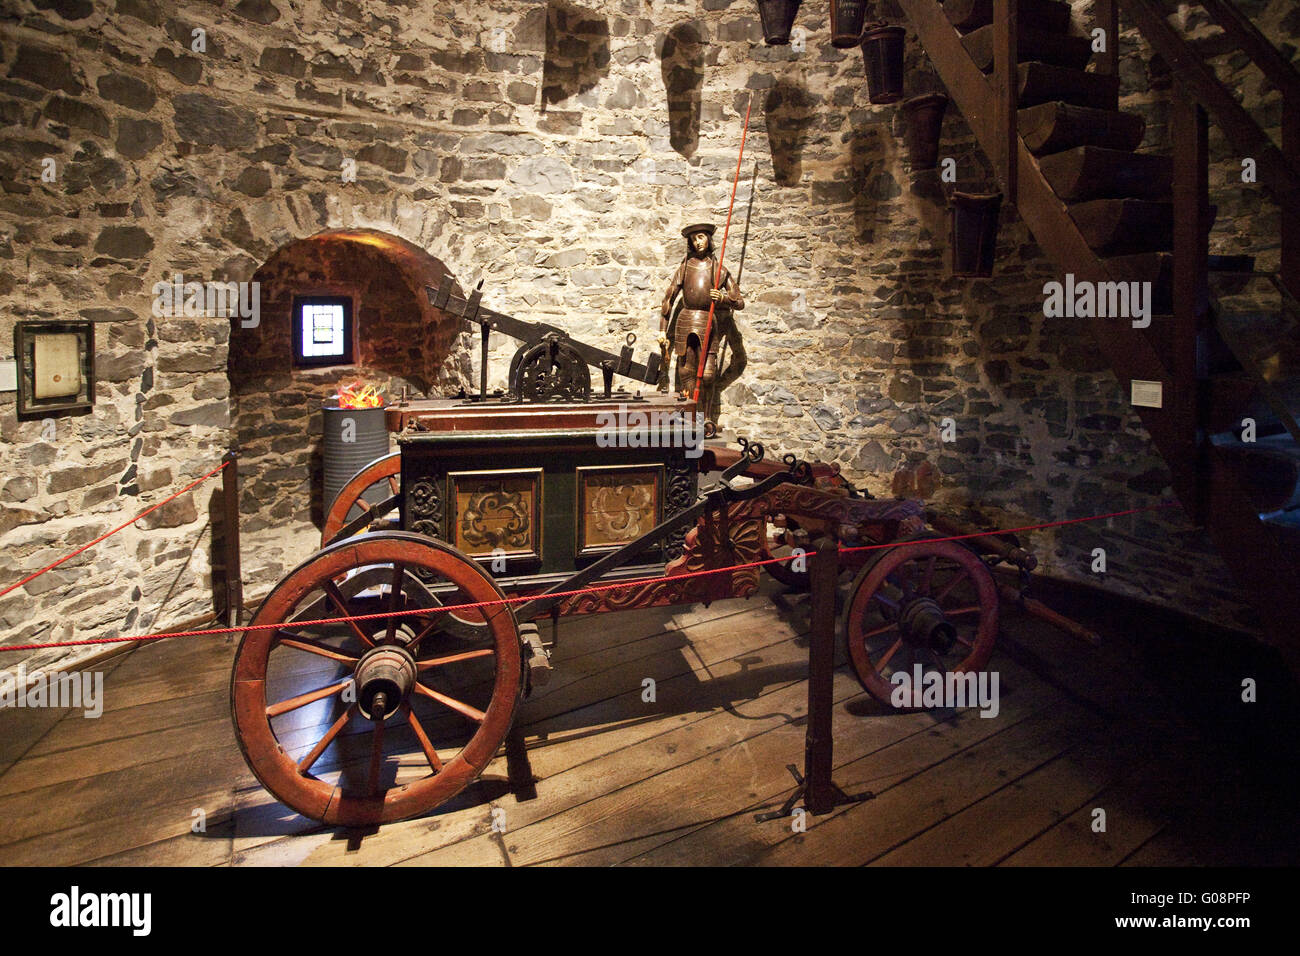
(426, 276, 662, 404)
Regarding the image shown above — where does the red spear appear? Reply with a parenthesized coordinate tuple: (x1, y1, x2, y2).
(691, 94, 753, 406)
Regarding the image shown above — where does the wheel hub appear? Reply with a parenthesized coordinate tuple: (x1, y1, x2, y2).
(353, 645, 416, 721)
(899, 596, 957, 653)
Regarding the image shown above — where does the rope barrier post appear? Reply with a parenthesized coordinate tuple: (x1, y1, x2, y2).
(804, 536, 841, 812)
(221, 451, 243, 628)
(757, 536, 873, 822)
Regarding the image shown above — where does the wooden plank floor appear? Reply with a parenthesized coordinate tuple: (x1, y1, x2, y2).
(1, 575, 1295, 867)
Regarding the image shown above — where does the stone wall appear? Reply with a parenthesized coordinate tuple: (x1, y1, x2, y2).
(1, 0, 1295, 673)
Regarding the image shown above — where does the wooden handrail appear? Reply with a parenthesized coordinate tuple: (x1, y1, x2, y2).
(1113, 0, 1299, 202)
(1114, 0, 1299, 300)
(1199, 0, 1300, 100)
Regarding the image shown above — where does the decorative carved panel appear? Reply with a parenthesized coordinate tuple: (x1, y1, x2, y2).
(407, 474, 444, 540)
(449, 469, 542, 559)
(661, 450, 696, 560)
(577, 465, 661, 555)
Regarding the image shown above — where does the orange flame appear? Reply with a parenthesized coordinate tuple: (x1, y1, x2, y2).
(337, 379, 384, 409)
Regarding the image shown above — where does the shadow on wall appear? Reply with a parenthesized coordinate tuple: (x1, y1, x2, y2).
(659, 21, 706, 159)
(542, 0, 610, 110)
(764, 79, 815, 186)
(227, 229, 463, 533)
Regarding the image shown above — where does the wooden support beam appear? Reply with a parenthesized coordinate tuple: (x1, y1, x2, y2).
(1170, 86, 1210, 522)
(1284, 94, 1299, 301)
(1094, 0, 1119, 77)
(993, 0, 1018, 205)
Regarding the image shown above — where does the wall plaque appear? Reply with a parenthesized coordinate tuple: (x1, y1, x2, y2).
(14, 321, 95, 418)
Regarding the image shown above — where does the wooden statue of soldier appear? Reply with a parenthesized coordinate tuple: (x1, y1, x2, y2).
(656, 222, 747, 421)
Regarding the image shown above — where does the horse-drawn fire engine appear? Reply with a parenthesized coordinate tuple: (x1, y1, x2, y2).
(231, 279, 1001, 826)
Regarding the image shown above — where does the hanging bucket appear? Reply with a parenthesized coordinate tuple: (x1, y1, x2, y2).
(757, 0, 801, 45)
(860, 23, 906, 104)
(902, 92, 949, 170)
(950, 191, 1003, 277)
(829, 0, 869, 48)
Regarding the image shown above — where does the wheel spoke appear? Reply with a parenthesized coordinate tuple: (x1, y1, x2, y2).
(417, 648, 495, 670)
(275, 631, 359, 665)
(356, 498, 372, 514)
(267, 678, 353, 718)
(403, 704, 444, 772)
(387, 476, 400, 495)
(954, 633, 974, 648)
(413, 681, 486, 723)
(919, 556, 937, 595)
(297, 705, 355, 774)
(872, 591, 899, 612)
(367, 717, 386, 797)
(862, 621, 899, 641)
(406, 616, 443, 654)
(876, 638, 903, 673)
(384, 563, 404, 645)
(945, 604, 983, 617)
(323, 580, 376, 648)
(934, 569, 969, 603)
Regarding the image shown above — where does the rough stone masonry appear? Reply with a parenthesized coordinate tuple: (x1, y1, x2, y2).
(0, 0, 1295, 671)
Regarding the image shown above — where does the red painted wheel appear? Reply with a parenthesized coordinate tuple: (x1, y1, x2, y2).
(762, 515, 811, 590)
(842, 537, 997, 704)
(322, 452, 401, 547)
(231, 531, 522, 826)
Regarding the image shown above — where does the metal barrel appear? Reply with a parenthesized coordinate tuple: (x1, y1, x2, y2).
(322, 404, 390, 515)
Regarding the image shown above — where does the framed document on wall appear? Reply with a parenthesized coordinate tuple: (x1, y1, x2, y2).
(14, 320, 95, 418)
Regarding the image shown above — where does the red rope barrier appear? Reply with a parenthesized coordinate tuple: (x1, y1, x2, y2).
(0, 499, 1178, 653)
(0, 458, 231, 601)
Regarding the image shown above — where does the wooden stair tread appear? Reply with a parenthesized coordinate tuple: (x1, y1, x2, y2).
(1017, 61, 1119, 110)
(1104, 253, 1257, 282)
(1262, 508, 1300, 557)
(1038, 146, 1173, 201)
(1206, 372, 1278, 436)
(1211, 436, 1300, 512)
(1214, 307, 1300, 439)
(1068, 198, 1173, 255)
(964, 25, 1094, 72)
(1019, 101, 1146, 155)
(944, 0, 1072, 34)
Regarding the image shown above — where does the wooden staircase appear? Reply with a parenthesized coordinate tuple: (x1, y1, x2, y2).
(896, 0, 1300, 662)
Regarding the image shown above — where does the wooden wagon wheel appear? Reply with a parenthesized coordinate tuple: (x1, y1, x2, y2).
(322, 452, 402, 547)
(841, 536, 997, 704)
(231, 531, 522, 826)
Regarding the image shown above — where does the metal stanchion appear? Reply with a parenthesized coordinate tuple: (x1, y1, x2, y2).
(756, 536, 873, 822)
(221, 450, 243, 628)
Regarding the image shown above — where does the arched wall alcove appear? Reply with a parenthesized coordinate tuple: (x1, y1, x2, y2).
(227, 228, 468, 556)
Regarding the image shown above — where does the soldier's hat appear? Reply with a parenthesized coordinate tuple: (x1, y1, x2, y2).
(680, 222, 716, 238)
